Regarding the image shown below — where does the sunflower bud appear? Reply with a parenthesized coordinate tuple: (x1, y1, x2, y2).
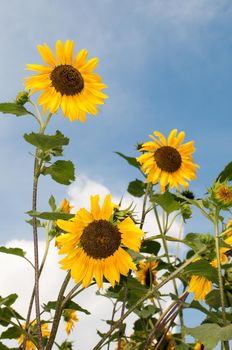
(59, 198, 73, 213)
(210, 181, 232, 209)
(15, 91, 29, 105)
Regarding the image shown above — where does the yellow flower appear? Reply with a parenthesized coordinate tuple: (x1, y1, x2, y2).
(18, 322, 50, 350)
(188, 275, 212, 301)
(136, 260, 158, 287)
(60, 198, 73, 214)
(24, 40, 108, 122)
(64, 309, 79, 335)
(212, 182, 232, 208)
(211, 235, 232, 268)
(194, 342, 204, 350)
(137, 129, 198, 192)
(56, 194, 144, 288)
(115, 339, 127, 349)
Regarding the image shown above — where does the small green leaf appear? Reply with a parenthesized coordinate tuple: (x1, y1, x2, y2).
(151, 191, 181, 214)
(24, 130, 69, 151)
(48, 195, 56, 211)
(42, 160, 75, 185)
(27, 210, 74, 220)
(0, 247, 25, 258)
(0, 103, 33, 117)
(134, 305, 158, 318)
(43, 300, 90, 315)
(184, 233, 214, 253)
(184, 260, 218, 283)
(185, 323, 232, 349)
(0, 294, 18, 307)
(140, 240, 160, 255)
(115, 152, 140, 169)
(127, 179, 146, 197)
(1, 326, 21, 339)
(216, 161, 232, 182)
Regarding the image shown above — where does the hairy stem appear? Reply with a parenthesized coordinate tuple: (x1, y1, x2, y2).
(45, 272, 71, 350)
(117, 286, 128, 349)
(214, 209, 229, 350)
(140, 183, 152, 229)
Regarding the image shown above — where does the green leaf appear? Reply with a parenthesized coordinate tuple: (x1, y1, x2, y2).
(0, 247, 25, 258)
(24, 130, 69, 151)
(140, 240, 161, 255)
(216, 161, 232, 182)
(151, 191, 181, 214)
(134, 305, 158, 318)
(0, 103, 33, 117)
(0, 294, 18, 307)
(42, 160, 75, 185)
(184, 260, 218, 283)
(1, 326, 21, 339)
(48, 195, 56, 211)
(185, 323, 232, 349)
(115, 152, 140, 169)
(127, 179, 146, 197)
(27, 210, 74, 220)
(43, 300, 90, 315)
(184, 233, 214, 253)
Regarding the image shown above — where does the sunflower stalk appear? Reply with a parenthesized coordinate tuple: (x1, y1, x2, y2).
(107, 300, 118, 350)
(23, 110, 53, 350)
(92, 250, 204, 350)
(45, 272, 71, 350)
(117, 285, 128, 350)
(153, 204, 185, 339)
(140, 182, 152, 229)
(214, 208, 230, 350)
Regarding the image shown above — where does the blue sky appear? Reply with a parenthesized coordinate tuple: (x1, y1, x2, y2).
(1, 0, 232, 242)
(0, 1, 231, 348)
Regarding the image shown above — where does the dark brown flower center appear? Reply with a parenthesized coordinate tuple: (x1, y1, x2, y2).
(145, 269, 153, 287)
(50, 64, 84, 96)
(154, 146, 182, 173)
(80, 220, 121, 259)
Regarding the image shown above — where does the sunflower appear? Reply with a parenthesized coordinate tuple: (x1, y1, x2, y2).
(18, 322, 50, 350)
(63, 309, 79, 335)
(115, 339, 127, 349)
(136, 260, 158, 287)
(24, 40, 108, 122)
(211, 181, 232, 208)
(137, 129, 198, 192)
(210, 235, 232, 268)
(188, 275, 212, 301)
(56, 194, 144, 288)
(60, 198, 74, 214)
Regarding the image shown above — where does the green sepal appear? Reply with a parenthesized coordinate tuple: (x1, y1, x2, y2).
(0, 102, 33, 117)
(42, 160, 75, 185)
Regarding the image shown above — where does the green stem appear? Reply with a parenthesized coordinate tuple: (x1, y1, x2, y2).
(140, 183, 152, 229)
(45, 272, 71, 350)
(92, 250, 203, 350)
(214, 209, 229, 350)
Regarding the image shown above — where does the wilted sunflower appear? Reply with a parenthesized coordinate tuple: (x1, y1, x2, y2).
(136, 260, 158, 287)
(18, 322, 50, 350)
(56, 194, 144, 288)
(188, 275, 212, 301)
(63, 309, 79, 335)
(137, 129, 198, 192)
(24, 40, 108, 122)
